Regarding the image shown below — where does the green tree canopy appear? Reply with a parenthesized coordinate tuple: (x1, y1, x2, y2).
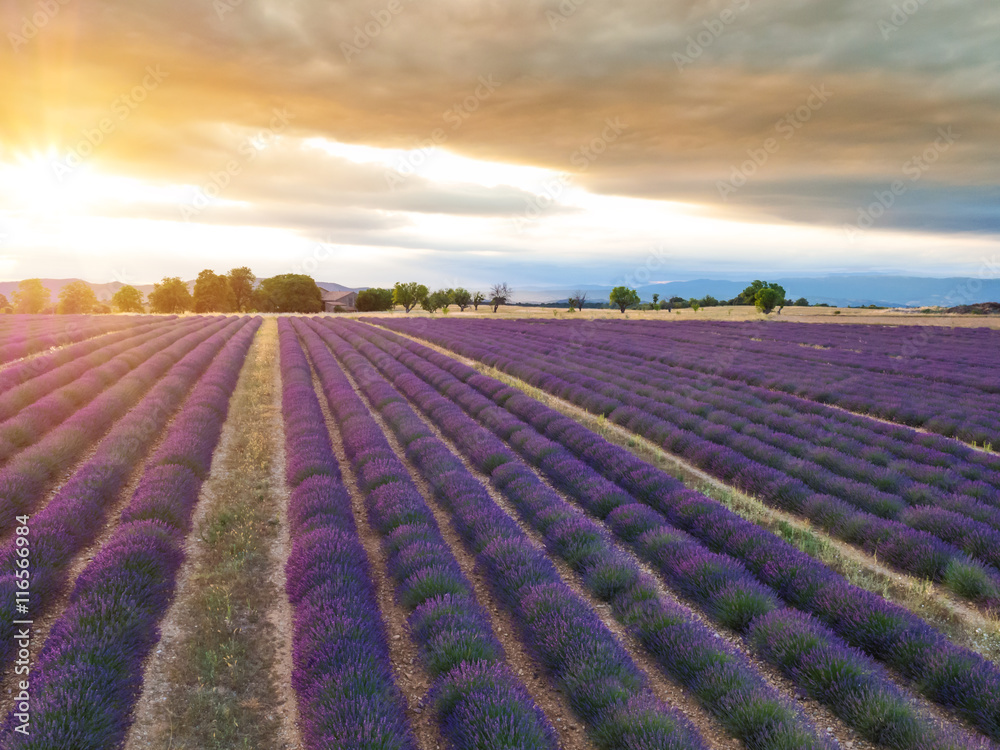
(149, 277, 193, 314)
(227, 267, 256, 312)
(421, 289, 453, 314)
(254, 274, 323, 313)
(111, 285, 145, 313)
(755, 287, 783, 314)
(794, 297, 809, 307)
(12, 279, 51, 314)
(193, 269, 237, 313)
(472, 291, 485, 311)
(57, 281, 99, 314)
(609, 286, 640, 313)
(393, 282, 429, 313)
(452, 288, 472, 312)
(739, 280, 786, 306)
(356, 288, 395, 312)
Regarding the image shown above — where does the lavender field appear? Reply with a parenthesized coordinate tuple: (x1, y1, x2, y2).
(2, 315, 999, 750)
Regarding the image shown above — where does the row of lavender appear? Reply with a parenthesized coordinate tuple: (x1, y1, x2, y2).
(0, 317, 200, 462)
(281, 317, 559, 749)
(363, 318, 1000, 744)
(0, 316, 246, 673)
(0, 317, 233, 530)
(377, 318, 1000, 605)
(0, 316, 259, 750)
(418, 318, 999, 445)
(0, 316, 160, 367)
(296, 318, 709, 750)
(337, 318, 991, 749)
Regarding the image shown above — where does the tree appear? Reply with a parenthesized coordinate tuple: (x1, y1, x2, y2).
(667, 296, 686, 311)
(699, 295, 719, 307)
(111, 285, 145, 313)
(356, 288, 395, 312)
(57, 281, 99, 314)
(490, 282, 512, 313)
(393, 282, 429, 313)
(421, 289, 451, 314)
(438, 289, 455, 312)
(12, 279, 51, 314)
(452, 288, 472, 312)
(254, 274, 323, 313)
(755, 287, 783, 314)
(570, 290, 588, 312)
(651, 293, 659, 310)
(472, 291, 485, 311)
(228, 267, 256, 312)
(609, 286, 640, 313)
(149, 277, 193, 314)
(794, 297, 809, 307)
(0, 293, 8, 311)
(193, 269, 236, 313)
(739, 280, 785, 306)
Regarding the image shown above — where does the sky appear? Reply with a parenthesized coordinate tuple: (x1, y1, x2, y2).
(1, 0, 998, 290)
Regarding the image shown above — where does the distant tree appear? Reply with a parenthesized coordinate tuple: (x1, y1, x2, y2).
(421, 290, 450, 314)
(609, 286, 640, 313)
(699, 294, 719, 307)
(393, 282, 429, 313)
(739, 280, 786, 306)
(254, 274, 323, 313)
(57, 281, 99, 314)
(193, 269, 236, 313)
(794, 297, 809, 307)
(356, 288, 395, 312)
(651, 293, 659, 310)
(227, 267, 256, 312)
(111, 285, 145, 313)
(490, 282, 512, 313)
(472, 291, 486, 311)
(149, 277, 193, 314)
(0, 293, 9, 311)
(437, 289, 456, 312)
(94, 303, 112, 314)
(12, 279, 51, 314)
(570, 290, 588, 312)
(755, 287, 783, 314)
(667, 296, 686, 311)
(688, 298, 701, 312)
(452, 288, 472, 312)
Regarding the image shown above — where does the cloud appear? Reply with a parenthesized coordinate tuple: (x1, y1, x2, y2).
(1, 0, 998, 283)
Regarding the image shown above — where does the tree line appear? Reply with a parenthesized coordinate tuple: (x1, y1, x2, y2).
(1, 274, 516, 315)
(370, 282, 512, 314)
(606, 281, 808, 314)
(0, 270, 326, 315)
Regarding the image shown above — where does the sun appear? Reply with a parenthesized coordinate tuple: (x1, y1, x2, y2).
(1, 150, 102, 216)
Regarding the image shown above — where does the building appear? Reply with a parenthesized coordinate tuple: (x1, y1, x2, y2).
(322, 290, 358, 312)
